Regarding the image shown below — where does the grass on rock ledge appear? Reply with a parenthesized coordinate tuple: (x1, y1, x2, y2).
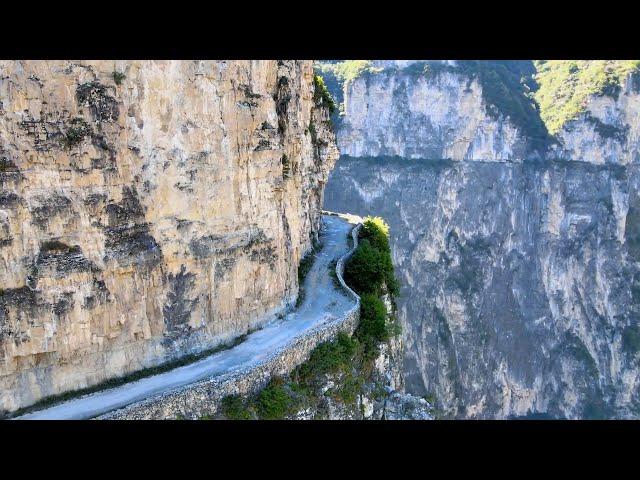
(533, 60, 640, 134)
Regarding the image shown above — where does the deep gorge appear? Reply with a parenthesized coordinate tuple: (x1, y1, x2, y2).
(325, 156, 640, 418)
(3, 59, 640, 420)
(321, 60, 640, 419)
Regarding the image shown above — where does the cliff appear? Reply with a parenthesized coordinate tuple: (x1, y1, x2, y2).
(319, 60, 548, 161)
(326, 157, 640, 419)
(323, 60, 640, 418)
(0, 60, 338, 415)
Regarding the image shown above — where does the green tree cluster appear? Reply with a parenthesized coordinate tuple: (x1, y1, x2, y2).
(344, 216, 399, 297)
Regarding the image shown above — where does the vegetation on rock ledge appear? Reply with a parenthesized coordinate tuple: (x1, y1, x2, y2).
(315, 60, 378, 84)
(344, 216, 399, 298)
(313, 75, 337, 114)
(211, 217, 401, 420)
(112, 70, 126, 86)
(533, 60, 640, 134)
(61, 118, 92, 148)
(314, 61, 382, 125)
(455, 60, 549, 149)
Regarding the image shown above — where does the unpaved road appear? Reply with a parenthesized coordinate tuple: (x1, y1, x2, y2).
(17, 215, 356, 420)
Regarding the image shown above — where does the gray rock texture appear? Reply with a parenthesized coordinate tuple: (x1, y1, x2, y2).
(326, 156, 640, 419)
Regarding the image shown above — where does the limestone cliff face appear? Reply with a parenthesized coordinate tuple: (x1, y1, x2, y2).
(0, 60, 338, 414)
(323, 61, 640, 419)
(336, 61, 530, 161)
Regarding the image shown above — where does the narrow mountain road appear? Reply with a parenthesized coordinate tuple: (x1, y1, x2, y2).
(17, 215, 356, 420)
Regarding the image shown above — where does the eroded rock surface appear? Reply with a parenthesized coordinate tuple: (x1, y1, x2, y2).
(0, 60, 338, 414)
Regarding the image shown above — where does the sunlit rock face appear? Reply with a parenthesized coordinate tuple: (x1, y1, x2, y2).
(336, 62, 529, 161)
(0, 60, 338, 414)
(324, 62, 640, 419)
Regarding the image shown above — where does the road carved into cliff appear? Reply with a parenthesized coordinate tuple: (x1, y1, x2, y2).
(18, 215, 357, 420)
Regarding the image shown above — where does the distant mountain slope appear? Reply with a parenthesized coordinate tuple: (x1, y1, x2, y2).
(534, 60, 640, 134)
(316, 59, 640, 163)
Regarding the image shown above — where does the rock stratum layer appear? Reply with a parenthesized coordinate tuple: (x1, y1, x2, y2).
(0, 60, 338, 415)
(323, 60, 640, 419)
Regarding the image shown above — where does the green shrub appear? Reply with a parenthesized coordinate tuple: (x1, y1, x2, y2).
(344, 216, 399, 296)
(288, 332, 367, 410)
(295, 332, 357, 385)
(356, 294, 389, 358)
(360, 216, 390, 251)
(112, 70, 126, 86)
(313, 75, 337, 114)
(256, 377, 293, 419)
(360, 217, 399, 295)
(343, 215, 400, 359)
(343, 239, 387, 295)
(220, 395, 252, 420)
(336, 373, 363, 405)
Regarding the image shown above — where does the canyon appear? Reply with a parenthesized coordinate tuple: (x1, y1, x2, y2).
(4, 59, 639, 420)
(323, 60, 640, 419)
